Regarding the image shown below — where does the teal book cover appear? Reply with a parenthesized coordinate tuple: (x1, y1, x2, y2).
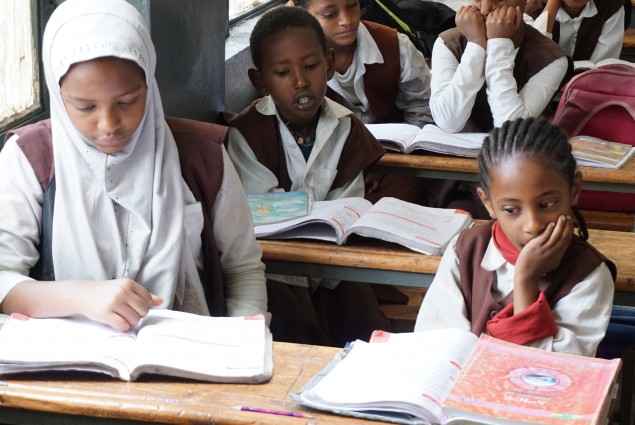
(246, 192, 312, 226)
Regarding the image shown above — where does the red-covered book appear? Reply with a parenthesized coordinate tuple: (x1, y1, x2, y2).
(443, 334, 621, 425)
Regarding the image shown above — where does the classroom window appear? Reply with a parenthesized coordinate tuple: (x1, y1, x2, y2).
(229, 0, 279, 23)
(0, 0, 41, 133)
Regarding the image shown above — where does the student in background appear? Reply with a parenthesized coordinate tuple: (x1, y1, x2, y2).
(226, 6, 390, 347)
(292, 0, 433, 127)
(0, 0, 267, 331)
(415, 118, 616, 357)
(430, 0, 572, 134)
(525, 0, 625, 64)
(291, 0, 432, 206)
(426, 0, 573, 218)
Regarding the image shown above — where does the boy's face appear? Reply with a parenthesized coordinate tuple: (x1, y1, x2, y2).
(477, 157, 580, 251)
(471, 0, 525, 15)
(249, 26, 334, 130)
(304, 0, 360, 48)
(61, 57, 147, 154)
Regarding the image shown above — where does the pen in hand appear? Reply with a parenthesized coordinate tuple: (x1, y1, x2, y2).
(234, 405, 315, 419)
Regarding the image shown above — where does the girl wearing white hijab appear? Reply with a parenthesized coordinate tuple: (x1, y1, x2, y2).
(0, 0, 267, 331)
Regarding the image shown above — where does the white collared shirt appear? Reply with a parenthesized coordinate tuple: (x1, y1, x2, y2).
(414, 234, 615, 356)
(429, 36, 569, 133)
(328, 22, 433, 127)
(227, 96, 364, 289)
(0, 135, 268, 319)
(529, 0, 625, 63)
(227, 95, 365, 202)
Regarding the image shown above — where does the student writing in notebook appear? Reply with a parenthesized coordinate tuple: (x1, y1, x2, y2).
(226, 7, 390, 347)
(415, 117, 616, 356)
(0, 0, 267, 331)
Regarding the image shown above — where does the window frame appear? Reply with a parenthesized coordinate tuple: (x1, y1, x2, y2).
(0, 0, 55, 142)
(228, 0, 282, 27)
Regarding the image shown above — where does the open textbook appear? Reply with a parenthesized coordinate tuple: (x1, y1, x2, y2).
(295, 329, 621, 425)
(366, 123, 487, 157)
(253, 197, 473, 256)
(573, 58, 635, 73)
(0, 310, 273, 383)
(569, 135, 635, 169)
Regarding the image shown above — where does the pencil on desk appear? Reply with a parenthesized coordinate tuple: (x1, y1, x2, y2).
(234, 405, 315, 418)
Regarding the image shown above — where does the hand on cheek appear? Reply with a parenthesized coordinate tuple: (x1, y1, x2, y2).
(513, 215, 573, 313)
(516, 215, 573, 282)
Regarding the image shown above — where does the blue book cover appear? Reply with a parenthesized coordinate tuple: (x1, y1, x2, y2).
(246, 192, 312, 226)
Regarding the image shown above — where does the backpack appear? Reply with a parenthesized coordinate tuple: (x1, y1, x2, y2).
(553, 63, 635, 212)
(360, 0, 456, 58)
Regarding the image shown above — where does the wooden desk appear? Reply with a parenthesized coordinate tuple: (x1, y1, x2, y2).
(259, 227, 635, 307)
(0, 342, 392, 425)
(374, 152, 635, 194)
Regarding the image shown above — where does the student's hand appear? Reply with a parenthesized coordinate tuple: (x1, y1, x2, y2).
(486, 5, 523, 40)
(456, 5, 487, 48)
(75, 279, 163, 332)
(513, 215, 573, 311)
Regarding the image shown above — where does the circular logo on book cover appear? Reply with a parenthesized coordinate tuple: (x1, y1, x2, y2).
(508, 367, 572, 392)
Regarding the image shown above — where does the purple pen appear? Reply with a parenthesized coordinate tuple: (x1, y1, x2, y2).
(238, 406, 315, 418)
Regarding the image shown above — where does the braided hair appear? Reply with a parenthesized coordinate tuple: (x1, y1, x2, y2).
(478, 117, 588, 240)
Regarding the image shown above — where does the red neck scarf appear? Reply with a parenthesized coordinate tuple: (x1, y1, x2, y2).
(492, 221, 520, 265)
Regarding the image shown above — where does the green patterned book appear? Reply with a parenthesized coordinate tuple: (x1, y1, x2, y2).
(246, 191, 312, 226)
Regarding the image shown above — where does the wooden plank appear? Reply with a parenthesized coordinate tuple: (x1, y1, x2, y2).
(259, 226, 635, 294)
(377, 153, 635, 186)
(0, 342, 393, 425)
(260, 239, 440, 275)
(625, 28, 635, 49)
(581, 210, 635, 232)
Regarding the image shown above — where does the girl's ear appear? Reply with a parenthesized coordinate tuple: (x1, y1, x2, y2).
(571, 171, 582, 206)
(476, 187, 496, 219)
(248, 68, 268, 96)
(325, 48, 335, 80)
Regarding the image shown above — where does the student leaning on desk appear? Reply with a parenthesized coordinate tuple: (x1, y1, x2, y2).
(415, 117, 616, 357)
(0, 0, 268, 332)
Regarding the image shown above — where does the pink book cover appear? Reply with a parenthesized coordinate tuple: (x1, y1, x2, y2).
(443, 334, 621, 425)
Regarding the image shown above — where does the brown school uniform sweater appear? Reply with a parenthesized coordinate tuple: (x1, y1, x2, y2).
(7, 117, 229, 316)
(525, 0, 625, 61)
(228, 100, 385, 192)
(439, 25, 573, 132)
(326, 20, 403, 124)
(455, 221, 616, 336)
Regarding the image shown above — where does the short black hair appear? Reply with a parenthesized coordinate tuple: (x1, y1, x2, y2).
(250, 7, 327, 70)
(478, 117, 588, 239)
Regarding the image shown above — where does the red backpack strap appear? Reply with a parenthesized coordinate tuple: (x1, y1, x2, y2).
(5, 119, 55, 192)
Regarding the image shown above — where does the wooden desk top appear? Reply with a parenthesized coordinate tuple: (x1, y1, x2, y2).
(377, 152, 635, 187)
(259, 226, 635, 294)
(0, 342, 392, 425)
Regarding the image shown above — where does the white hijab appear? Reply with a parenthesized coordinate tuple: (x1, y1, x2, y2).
(42, 0, 201, 310)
